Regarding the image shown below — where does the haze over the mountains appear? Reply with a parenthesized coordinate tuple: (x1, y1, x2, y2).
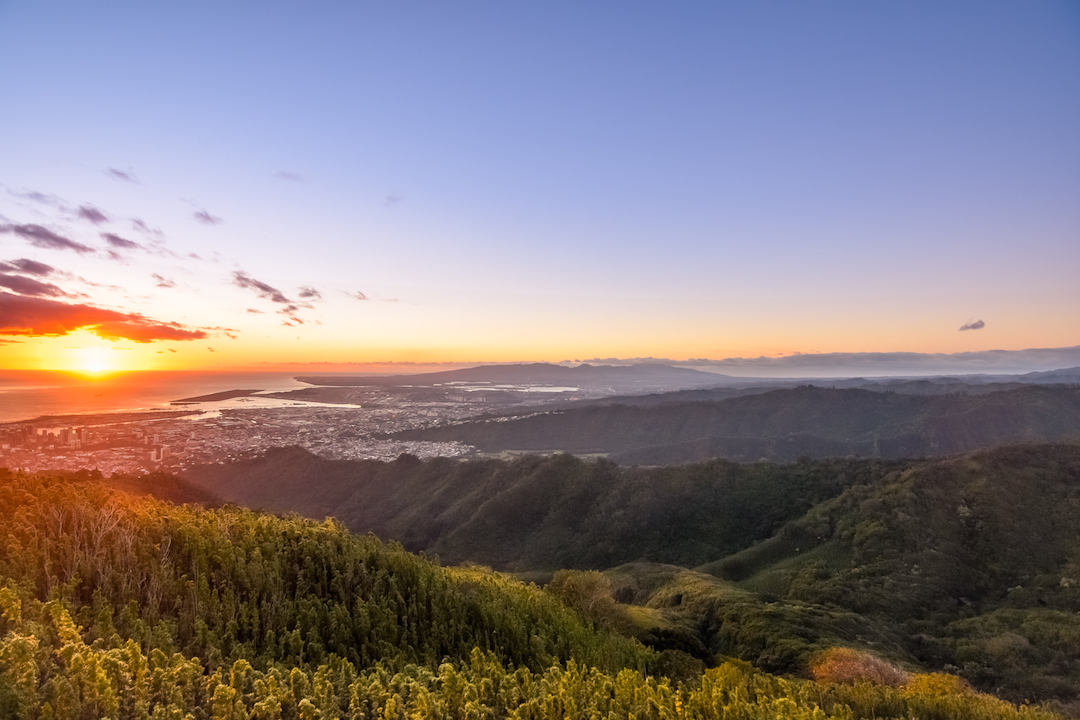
(295, 347, 1080, 389)
(571, 345, 1080, 378)
(392, 384, 1080, 464)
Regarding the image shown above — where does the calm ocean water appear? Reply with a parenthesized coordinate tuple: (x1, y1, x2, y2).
(0, 370, 316, 423)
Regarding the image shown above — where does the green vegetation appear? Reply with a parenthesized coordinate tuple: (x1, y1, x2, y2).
(0, 468, 1061, 719)
(184, 443, 1080, 706)
(0, 469, 645, 677)
(699, 443, 1080, 706)
(185, 449, 909, 570)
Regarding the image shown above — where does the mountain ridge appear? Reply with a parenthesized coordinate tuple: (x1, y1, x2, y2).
(391, 384, 1080, 463)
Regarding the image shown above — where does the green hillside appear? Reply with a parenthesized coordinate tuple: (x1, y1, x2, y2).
(699, 443, 1080, 704)
(390, 385, 1080, 463)
(179, 442, 1080, 707)
(0, 467, 1062, 719)
(184, 449, 910, 570)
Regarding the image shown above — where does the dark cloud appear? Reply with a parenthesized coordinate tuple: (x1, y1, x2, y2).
(351, 291, 368, 300)
(232, 271, 291, 305)
(0, 291, 208, 342)
(105, 168, 136, 182)
(298, 286, 322, 300)
(0, 259, 54, 276)
(275, 171, 304, 182)
(959, 319, 986, 331)
(0, 273, 67, 297)
(193, 210, 223, 225)
(76, 205, 109, 224)
(0, 224, 95, 253)
(152, 273, 176, 288)
(102, 233, 143, 250)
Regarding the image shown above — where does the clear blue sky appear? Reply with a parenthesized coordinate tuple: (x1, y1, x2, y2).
(0, 1, 1077, 371)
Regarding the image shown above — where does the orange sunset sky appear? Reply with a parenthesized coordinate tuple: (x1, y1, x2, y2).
(1, 2, 1078, 377)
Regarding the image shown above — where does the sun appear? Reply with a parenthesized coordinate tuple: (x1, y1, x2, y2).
(80, 348, 111, 375)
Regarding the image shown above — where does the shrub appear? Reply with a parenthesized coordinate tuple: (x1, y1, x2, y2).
(809, 647, 910, 688)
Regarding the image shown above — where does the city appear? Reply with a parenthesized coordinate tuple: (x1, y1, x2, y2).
(0, 384, 577, 475)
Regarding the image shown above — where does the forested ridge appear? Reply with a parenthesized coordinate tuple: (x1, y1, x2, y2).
(181, 443, 1080, 709)
(0, 467, 1065, 719)
(183, 449, 911, 570)
(389, 385, 1080, 463)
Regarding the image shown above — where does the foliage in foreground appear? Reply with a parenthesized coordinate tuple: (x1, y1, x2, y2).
(0, 595, 1061, 720)
(0, 468, 1066, 719)
(0, 468, 647, 677)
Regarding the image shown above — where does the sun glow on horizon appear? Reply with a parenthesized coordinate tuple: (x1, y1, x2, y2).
(79, 347, 111, 375)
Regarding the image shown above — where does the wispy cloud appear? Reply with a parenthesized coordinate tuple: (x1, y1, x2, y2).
(298, 286, 322, 300)
(131, 219, 164, 237)
(0, 291, 208, 342)
(0, 274, 68, 297)
(245, 308, 264, 314)
(76, 205, 108, 224)
(350, 290, 368, 300)
(152, 273, 176, 288)
(232, 271, 291, 305)
(383, 193, 404, 207)
(959, 319, 985, 331)
(275, 171, 304, 182)
(193, 210, 223, 225)
(105, 168, 137, 182)
(9, 189, 63, 207)
(0, 258, 54, 276)
(0, 224, 95, 253)
(102, 232, 143, 250)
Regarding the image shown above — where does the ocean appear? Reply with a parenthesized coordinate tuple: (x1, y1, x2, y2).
(0, 370, 315, 423)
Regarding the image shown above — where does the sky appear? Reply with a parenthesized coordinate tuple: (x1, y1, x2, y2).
(0, 1, 1078, 375)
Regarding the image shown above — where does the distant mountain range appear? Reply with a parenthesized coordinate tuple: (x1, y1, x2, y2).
(391, 384, 1080, 463)
(579, 346, 1080, 377)
(299, 363, 1080, 392)
(298, 362, 736, 391)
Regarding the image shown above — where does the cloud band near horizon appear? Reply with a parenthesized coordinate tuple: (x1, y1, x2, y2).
(0, 291, 208, 342)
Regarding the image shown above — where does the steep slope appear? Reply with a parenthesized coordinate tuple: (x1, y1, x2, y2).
(0, 468, 649, 676)
(698, 443, 1080, 703)
(704, 443, 1080, 618)
(0, 466, 1067, 718)
(185, 442, 1080, 705)
(184, 449, 909, 570)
